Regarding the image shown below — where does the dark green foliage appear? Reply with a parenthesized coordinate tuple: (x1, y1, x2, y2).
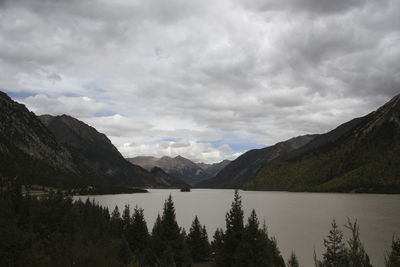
(212, 228, 225, 266)
(122, 204, 131, 231)
(248, 111, 400, 194)
(345, 219, 372, 267)
(385, 236, 400, 267)
(0, 177, 128, 266)
(212, 190, 285, 267)
(110, 205, 123, 236)
(180, 186, 191, 192)
(315, 218, 372, 267)
(224, 190, 244, 265)
(287, 252, 300, 267)
(149, 195, 188, 266)
(127, 206, 150, 263)
(322, 219, 347, 266)
(235, 209, 285, 266)
(187, 216, 211, 262)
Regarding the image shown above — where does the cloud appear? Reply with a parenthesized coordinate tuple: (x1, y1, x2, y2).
(23, 94, 110, 118)
(1, 0, 399, 163)
(218, 144, 232, 153)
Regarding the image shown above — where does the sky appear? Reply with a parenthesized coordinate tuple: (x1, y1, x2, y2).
(0, 0, 399, 163)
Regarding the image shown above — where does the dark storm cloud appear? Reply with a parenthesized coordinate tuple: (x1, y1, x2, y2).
(240, 0, 383, 16)
(0, 0, 399, 162)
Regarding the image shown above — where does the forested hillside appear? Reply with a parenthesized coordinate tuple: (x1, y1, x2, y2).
(247, 94, 400, 193)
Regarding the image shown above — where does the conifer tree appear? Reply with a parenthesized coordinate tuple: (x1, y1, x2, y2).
(385, 236, 400, 267)
(345, 219, 372, 267)
(212, 228, 225, 266)
(236, 210, 285, 266)
(150, 195, 187, 266)
(287, 251, 299, 267)
(149, 214, 164, 266)
(127, 206, 149, 264)
(110, 206, 123, 236)
(122, 204, 131, 232)
(187, 216, 210, 262)
(223, 190, 244, 266)
(322, 219, 347, 266)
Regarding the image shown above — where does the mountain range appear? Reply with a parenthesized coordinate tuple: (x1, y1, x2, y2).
(2, 90, 399, 193)
(0, 91, 187, 191)
(199, 93, 400, 193)
(127, 156, 230, 185)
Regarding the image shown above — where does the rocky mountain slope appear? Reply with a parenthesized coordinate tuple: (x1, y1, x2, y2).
(127, 156, 230, 185)
(0, 91, 187, 189)
(39, 114, 187, 188)
(196, 135, 317, 188)
(247, 93, 400, 193)
(0, 92, 100, 187)
(199, 93, 400, 193)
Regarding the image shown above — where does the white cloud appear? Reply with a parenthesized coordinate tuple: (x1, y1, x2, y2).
(1, 0, 399, 162)
(23, 94, 109, 118)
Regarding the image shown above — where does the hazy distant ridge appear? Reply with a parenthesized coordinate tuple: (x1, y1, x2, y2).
(127, 156, 230, 185)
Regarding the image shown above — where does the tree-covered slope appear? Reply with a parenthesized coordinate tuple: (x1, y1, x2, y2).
(196, 135, 317, 188)
(247, 93, 400, 193)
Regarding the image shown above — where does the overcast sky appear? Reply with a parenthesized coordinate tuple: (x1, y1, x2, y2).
(1, 0, 399, 163)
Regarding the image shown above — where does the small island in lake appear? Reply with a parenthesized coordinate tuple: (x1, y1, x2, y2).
(180, 186, 191, 192)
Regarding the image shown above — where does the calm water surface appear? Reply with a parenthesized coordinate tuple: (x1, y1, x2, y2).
(75, 189, 400, 266)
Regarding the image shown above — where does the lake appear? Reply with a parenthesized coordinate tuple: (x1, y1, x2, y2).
(75, 189, 400, 266)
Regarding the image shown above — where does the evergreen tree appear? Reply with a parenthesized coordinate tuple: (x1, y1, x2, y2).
(287, 251, 299, 267)
(212, 228, 225, 267)
(119, 237, 132, 265)
(150, 195, 187, 266)
(235, 210, 284, 266)
(345, 219, 372, 267)
(322, 219, 347, 267)
(149, 214, 164, 266)
(122, 204, 131, 232)
(212, 192, 284, 267)
(161, 194, 185, 265)
(110, 206, 123, 237)
(127, 206, 149, 264)
(223, 190, 244, 266)
(187, 216, 210, 262)
(385, 236, 400, 267)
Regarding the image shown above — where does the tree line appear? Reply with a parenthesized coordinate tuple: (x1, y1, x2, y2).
(1, 176, 399, 266)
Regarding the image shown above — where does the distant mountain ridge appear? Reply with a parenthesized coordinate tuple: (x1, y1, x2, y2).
(127, 156, 230, 185)
(200, 93, 400, 193)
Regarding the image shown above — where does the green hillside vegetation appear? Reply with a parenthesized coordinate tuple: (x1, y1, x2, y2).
(247, 113, 400, 193)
